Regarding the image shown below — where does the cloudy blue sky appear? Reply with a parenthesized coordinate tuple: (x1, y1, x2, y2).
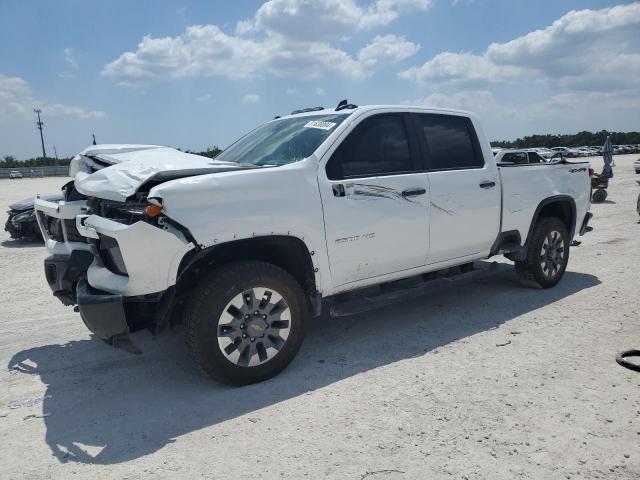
(1, 0, 639, 159)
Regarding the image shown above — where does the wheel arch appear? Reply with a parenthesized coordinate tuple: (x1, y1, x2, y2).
(176, 235, 319, 311)
(525, 195, 577, 248)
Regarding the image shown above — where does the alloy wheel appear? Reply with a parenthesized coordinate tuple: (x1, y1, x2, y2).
(217, 287, 291, 367)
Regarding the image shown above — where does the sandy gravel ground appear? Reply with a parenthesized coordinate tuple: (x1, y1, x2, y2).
(0, 156, 639, 480)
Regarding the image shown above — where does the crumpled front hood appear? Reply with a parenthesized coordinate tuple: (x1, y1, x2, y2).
(73, 144, 259, 202)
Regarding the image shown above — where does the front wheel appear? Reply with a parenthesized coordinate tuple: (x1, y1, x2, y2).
(183, 261, 310, 386)
(515, 217, 570, 289)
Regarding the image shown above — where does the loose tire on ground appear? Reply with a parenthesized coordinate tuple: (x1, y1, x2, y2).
(515, 217, 570, 289)
(183, 260, 310, 386)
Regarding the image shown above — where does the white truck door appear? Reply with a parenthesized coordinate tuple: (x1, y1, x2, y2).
(318, 113, 430, 287)
(413, 113, 500, 264)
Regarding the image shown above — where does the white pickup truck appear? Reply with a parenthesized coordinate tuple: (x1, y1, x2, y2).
(35, 102, 593, 385)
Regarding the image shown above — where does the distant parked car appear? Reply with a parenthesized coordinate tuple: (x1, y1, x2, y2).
(495, 149, 547, 164)
(551, 147, 576, 158)
(634, 159, 640, 174)
(5, 194, 63, 241)
(535, 148, 554, 159)
(9, 170, 23, 179)
(613, 146, 625, 155)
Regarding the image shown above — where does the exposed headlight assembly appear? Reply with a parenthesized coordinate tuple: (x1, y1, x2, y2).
(12, 210, 36, 223)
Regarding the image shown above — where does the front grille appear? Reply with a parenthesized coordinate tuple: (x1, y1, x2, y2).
(64, 219, 85, 242)
(42, 216, 87, 244)
(43, 215, 64, 242)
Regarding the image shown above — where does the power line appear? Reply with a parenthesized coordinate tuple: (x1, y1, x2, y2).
(34, 109, 47, 158)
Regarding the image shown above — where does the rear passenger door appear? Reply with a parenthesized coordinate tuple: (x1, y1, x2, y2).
(413, 114, 500, 264)
(318, 113, 430, 287)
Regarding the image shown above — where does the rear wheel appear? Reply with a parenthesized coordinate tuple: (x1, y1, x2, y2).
(515, 217, 569, 289)
(183, 261, 309, 386)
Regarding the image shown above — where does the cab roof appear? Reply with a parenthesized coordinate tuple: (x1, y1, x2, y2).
(274, 104, 475, 122)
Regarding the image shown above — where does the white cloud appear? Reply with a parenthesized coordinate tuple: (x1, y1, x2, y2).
(60, 47, 79, 79)
(63, 48, 78, 68)
(0, 73, 105, 120)
(286, 87, 301, 96)
(240, 0, 431, 40)
(103, 1, 424, 83)
(410, 90, 498, 111)
(547, 90, 640, 111)
(486, 3, 640, 70)
(242, 93, 261, 104)
(103, 25, 420, 82)
(243, 0, 363, 40)
(360, 0, 432, 30)
(399, 52, 523, 84)
(102, 26, 264, 80)
(358, 34, 420, 69)
(400, 2, 640, 91)
(314, 87, 325, 96)
(196, 93, 212, 102)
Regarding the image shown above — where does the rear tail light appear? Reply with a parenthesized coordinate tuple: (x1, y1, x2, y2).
(588, 168, 594, 177)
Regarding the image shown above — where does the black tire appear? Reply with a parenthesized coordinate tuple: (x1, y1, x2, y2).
(183, 261, 310, 386)
(592, 189, 607, 203)
(515, 217, 570, 289)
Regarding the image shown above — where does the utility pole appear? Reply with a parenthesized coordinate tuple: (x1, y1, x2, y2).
(92, 134, 97, 145)
(34, 109, 47, 158)
(53, 146, 59, 160)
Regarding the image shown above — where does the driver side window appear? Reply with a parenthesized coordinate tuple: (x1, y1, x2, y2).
(326, 114, 413, 180)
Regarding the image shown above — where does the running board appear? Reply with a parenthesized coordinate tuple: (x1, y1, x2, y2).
(329, 261, 510, 318)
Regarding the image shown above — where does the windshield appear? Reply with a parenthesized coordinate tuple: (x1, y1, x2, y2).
(216, 113, 350, 166)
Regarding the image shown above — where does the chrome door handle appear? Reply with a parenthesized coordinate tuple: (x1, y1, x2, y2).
(479, 181, 496, 189)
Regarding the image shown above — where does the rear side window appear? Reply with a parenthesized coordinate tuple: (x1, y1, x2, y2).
(326, 114, 413, 180)
(417, 114, 483, 170)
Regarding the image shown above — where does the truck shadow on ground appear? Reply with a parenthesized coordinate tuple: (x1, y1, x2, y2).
(8, 268, 599, 465)
(0, 239, 43, 249)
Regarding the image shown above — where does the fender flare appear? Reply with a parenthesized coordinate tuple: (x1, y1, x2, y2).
(178, 232, 323, 294)
(524, 195, 577, 247)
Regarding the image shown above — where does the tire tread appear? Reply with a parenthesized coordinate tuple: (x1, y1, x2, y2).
(515, 217, 569, 289)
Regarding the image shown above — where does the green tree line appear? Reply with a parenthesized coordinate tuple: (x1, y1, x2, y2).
(492, 130, 640, 149)
(1, 155, 73, 168)
(1, 146, 222, 168)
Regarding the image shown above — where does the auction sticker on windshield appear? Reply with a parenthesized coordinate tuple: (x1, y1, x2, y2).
(304, 120, 336, 130)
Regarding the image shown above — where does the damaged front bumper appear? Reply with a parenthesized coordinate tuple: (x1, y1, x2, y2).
(43, 252, 157, 353)
(76, 277, 141, 354)
(35, 196, 194, 353)
(44, 252, 133, 349)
